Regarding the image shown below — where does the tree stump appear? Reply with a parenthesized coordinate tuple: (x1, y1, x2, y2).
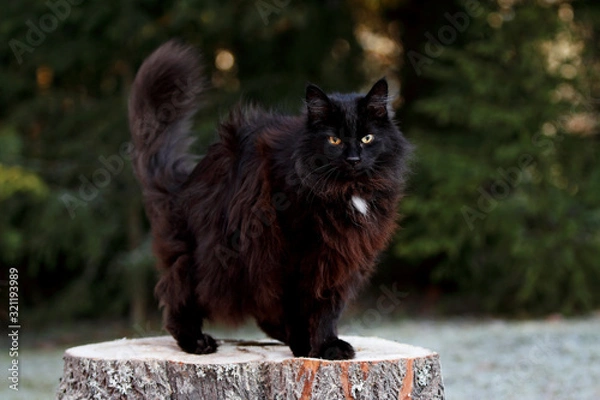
(57, 335, 444, 399)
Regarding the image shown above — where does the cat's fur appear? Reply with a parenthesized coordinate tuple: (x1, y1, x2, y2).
(128, 41, 411, 360)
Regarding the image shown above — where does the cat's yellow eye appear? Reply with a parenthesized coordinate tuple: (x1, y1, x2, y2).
(361, 134, 374, 144)
(328, 136, 342, 145)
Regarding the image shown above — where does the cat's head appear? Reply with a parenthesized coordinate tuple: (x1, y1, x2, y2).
(295, 79, 410, 199)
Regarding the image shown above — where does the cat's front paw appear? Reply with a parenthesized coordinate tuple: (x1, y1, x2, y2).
(178, 333, 218, 355)
(314, 338, 355, 360)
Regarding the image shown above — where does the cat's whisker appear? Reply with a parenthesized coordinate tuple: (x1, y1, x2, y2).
(298, 161, 329, 185)
(310, 166, 338, 202)
(301, 162, 338, 204)
(303, 163, 332, 183)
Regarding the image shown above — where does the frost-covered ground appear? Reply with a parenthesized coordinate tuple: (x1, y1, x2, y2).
(342, 317, 600, 399)
(1, 316, 599, 399)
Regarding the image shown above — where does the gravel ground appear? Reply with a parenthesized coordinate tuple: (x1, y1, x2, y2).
(1, 316, 598, 399)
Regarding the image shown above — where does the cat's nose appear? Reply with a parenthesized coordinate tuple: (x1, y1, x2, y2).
(346, 156, 361, 167)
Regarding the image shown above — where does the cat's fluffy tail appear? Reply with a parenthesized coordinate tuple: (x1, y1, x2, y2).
(128, 40, 202, 217)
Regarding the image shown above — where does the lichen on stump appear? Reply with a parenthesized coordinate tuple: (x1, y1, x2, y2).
(57, 335, 444, 399)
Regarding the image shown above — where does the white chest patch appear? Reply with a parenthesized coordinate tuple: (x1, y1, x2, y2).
(351, 196, 368, 215)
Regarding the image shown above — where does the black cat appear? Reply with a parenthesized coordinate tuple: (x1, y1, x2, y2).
(128, 41, 411, 360)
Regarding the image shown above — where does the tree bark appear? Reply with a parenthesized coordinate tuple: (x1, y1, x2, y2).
(57, 335, 444, 399)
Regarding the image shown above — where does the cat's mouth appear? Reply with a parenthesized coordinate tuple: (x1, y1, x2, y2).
(295, 158, 375, 197)
(337, 161, 373, 178)
(319, 166, 373, 187)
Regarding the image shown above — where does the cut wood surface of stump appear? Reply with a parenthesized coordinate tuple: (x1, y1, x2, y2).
(57, 335, 444, 399)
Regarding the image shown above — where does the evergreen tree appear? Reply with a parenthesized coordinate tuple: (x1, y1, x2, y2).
(394, 0, 600, 313)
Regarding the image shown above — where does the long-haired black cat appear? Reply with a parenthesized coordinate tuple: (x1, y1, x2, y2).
(128, 41, 411, 360)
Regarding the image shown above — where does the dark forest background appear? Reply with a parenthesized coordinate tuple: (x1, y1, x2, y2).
(1, 0, 599, 329)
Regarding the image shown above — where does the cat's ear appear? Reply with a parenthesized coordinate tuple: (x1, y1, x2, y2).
(365, 78, 390, 119)
(306, 84, 332, 123)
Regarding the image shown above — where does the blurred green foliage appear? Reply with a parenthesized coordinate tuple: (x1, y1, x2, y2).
(0, 0, 598, 323)
(397, 1, 600, 314)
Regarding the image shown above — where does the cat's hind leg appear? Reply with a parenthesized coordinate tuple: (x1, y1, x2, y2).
(164, 303, 217, 354)
(155, 255, 218, 355)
